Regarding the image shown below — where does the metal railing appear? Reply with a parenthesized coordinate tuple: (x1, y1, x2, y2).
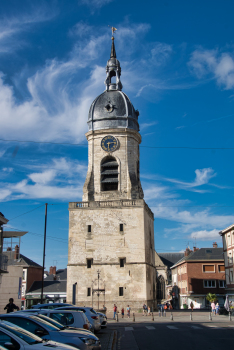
(0, 254, 8, 271)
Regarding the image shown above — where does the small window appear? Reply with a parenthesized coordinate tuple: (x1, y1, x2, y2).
(204, 280, 216, 288)
(87, 259, 92, 268)
(230, 271, 233, 282)
(87, 225, 92, 233)
(206, 249, 212, 253)
(120, 224, 124, 232)
(203, 265, 215, 273)
(120, 258, 125, 268)
(219, 280, 225, 288)
(218, 265, 225, 272)
(87, 288, 91, 296)
(119, 287, 123, 296)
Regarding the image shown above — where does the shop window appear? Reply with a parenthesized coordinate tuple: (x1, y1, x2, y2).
(204, 280, 216, 288)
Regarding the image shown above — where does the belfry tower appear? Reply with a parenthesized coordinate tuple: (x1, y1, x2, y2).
(67, 36, 156, 310)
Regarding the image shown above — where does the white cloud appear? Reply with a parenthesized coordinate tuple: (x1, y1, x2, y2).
(164, 168, 216, 191)
(80, 0, 114, 8)
(0, 7, 58, 54)
(0, 157, 87, 202)
(189, 229, 220, 241)
(189, 48, 234, 90)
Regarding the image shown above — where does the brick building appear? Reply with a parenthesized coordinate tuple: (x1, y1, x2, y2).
(219, 224, 234, 303)
(171, 244, 226, 309)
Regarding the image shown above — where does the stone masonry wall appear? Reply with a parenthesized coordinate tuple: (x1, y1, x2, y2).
(83, 128, 143, 202)
(67, 201, 155, 310)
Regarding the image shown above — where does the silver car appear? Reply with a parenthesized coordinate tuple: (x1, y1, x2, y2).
(0, 314, 100, 350)
(0, 320, 76, 350)
(55, 307, 101, 333)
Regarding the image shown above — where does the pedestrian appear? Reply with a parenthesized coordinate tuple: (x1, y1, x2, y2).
(215, 302, 220, 315)
(142, 304, 145, 316)
(121, 307, 124, 318)
(211, 301, 216, 315)
(113, 304, 117, 319)
(4, 298, 19, 313)
(144, 304, 147, 315)
(148, 306, 151, 316)
(190, 301, 194, 312)
(127, 305, 131, 318)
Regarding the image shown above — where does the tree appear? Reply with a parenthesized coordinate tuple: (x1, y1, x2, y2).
(206, 293, 217, 303)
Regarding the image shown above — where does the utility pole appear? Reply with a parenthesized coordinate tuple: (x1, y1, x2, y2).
(97, 269, 100, 311)
(41, 203, 48, 304)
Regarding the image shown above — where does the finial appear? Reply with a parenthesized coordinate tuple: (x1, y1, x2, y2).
(108, 26, 117, 36)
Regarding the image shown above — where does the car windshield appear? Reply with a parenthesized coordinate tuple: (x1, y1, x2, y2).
(35, 315, 66, 330)
(0, 321, 43, 345)
(30, 316, 60, 331)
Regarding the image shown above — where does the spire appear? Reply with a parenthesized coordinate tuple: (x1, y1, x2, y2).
(105, 36, 122, 91)
(110, 36, 116, 58)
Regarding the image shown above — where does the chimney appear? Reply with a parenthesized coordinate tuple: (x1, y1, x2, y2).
(49, 266, 56, 275)
(184, 248, 192, 257)
(14, 245, 20, 259)
(7, 247, 12, 251)
(213, 242, 218, 248)
(193, 247, 199, 252)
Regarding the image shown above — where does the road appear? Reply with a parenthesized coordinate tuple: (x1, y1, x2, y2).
(98, 312, 234, 350)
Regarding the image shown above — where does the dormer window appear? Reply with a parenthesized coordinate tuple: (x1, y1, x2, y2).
(101, 156, 118, 191)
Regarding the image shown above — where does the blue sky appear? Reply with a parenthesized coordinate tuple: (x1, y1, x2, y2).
(1, 0, 234, 269)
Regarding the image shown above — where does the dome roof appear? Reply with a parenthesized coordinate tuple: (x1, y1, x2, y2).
(88, 90, 139, 132)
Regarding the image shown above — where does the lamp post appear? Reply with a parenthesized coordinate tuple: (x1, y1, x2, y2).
(41, 203, 48, 304)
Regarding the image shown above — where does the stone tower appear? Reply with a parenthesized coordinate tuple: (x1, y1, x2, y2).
(67, 37, 156, 310)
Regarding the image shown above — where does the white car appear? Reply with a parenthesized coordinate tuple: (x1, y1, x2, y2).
(0, 321, 76, 350)
(96, 313, 107, 328)
(39, 310, 94, 333)
(55, 307, 101, 333)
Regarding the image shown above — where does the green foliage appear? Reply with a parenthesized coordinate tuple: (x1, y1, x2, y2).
(206, 293, 217, 302)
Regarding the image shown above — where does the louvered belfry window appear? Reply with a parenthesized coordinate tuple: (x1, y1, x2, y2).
(101, 156, 118, 191)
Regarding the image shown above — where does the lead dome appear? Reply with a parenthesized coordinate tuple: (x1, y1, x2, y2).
(87, 37, 140, 132)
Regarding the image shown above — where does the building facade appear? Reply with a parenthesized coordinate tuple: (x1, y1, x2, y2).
(171, 245, 226, 309)
(155, 251, 184, 303)
(67, 37, 156, 310)
(219, 224, 234, 303)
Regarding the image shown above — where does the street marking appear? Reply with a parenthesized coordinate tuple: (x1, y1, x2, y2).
(167, 326, 178, 329)
(207, 325, 220, 328)
(145, 326, 155, 330)
(191, 326, 202, 329)
(125, 327, 134, 331)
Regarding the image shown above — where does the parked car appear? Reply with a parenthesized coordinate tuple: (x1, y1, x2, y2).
(31, 303, 72, 310)
(19, 310, 94, 333)
(0, 314, 101, 350)
(39, 310, 94, 333)
(55, 307, 101, 333)
(0, 320, 77, 350)
(96, 313, 107, 328)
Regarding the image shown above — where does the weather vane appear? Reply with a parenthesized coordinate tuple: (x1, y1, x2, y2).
(108, 25, 117, 37)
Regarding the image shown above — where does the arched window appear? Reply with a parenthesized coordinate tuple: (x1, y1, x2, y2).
(101, 156, 118, 191)
(156, 275, 165, 301)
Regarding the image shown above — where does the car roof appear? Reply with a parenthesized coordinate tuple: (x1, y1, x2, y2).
(56, 306, 92, 310)
(32, 303, 72, 308)
(42, 309, 84, 314)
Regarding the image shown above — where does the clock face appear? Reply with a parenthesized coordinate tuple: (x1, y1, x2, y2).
(101, 135, 118, 152)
